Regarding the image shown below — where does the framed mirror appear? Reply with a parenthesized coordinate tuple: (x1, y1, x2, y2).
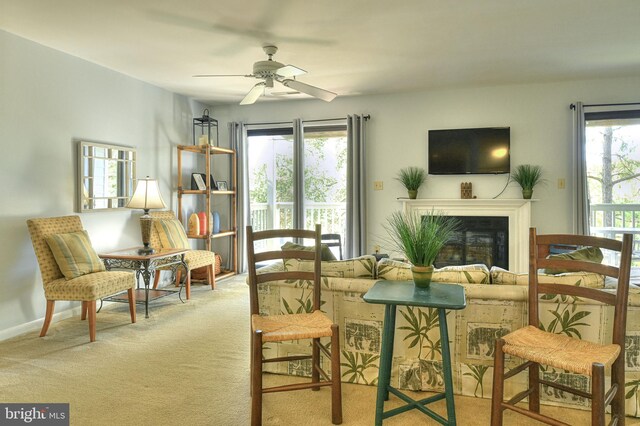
(78, 141, 136, 212)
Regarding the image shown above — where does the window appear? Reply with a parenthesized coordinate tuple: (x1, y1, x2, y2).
(247, 121, 347, 256)
(585, 110, 640, 262)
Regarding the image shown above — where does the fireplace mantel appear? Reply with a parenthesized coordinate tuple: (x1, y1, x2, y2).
(400, 198, 533, 272)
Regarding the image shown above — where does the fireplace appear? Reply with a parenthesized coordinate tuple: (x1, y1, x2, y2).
(435, 216, 509, 269)
(401, 199, 532, 272)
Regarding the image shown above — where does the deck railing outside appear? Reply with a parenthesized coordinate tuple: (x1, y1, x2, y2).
(590, 203, 640, 262)
(250, 202, 346, 252)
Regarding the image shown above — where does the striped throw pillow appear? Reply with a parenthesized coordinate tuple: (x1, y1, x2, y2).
(45, 230, 106, 280)
(154, 219, 190, 249)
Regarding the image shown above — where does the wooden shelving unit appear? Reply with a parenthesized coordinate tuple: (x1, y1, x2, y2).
(177, 144, 238, 279)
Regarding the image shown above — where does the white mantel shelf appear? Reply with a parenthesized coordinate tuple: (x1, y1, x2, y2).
(399, 198, 534, 273)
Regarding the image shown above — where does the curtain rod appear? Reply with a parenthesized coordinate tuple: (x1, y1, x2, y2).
(246, 115, 371, 126)
(570, 102, 640, 109)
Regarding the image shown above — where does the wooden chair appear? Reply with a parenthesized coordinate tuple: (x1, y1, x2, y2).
(149, 211, 216, 299)
(246, 225, 342, 426)
(321, 233, 343, 260)
(491, 228, 633, 425)
(27, 216, 136, 342)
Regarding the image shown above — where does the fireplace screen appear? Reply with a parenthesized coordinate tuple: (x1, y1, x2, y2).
(434, 216, 508, 269)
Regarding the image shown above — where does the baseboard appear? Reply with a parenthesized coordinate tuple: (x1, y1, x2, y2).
(0, 304, 83, 342)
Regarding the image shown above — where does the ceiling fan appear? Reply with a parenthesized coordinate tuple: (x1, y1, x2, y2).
(194, 45, 337, 105)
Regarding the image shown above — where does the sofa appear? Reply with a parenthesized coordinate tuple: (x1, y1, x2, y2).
(253, 256, 640, 417)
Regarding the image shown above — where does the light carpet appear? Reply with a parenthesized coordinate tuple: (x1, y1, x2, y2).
(0, 276, 630, 425)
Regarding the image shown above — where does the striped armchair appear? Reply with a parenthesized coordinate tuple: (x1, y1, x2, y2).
(150, 211, 216, 299)
(26, 215, 136, 342)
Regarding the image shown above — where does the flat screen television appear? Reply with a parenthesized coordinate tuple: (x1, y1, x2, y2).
(428, 127, 510, 175)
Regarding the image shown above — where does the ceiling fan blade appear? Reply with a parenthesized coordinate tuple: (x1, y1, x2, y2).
(277, 65, 307, 78)
(281, 79, 337, 102)
(240, 82, 266, 105)
(193, 74, 253, 78)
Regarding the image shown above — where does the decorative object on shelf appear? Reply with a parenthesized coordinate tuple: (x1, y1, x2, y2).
(212, 211, 220, 234)
(510, 164, 544, 199)
(396, 167, 426, 199)
(216, 181, 228, 191)
(126, 177, 167, 254)
(191, 173, 206, 190)
(384, 210, 459, 288)
(191, 173, 217, 190)
(197, 211, 208, 235)
(461, 182, 473, 199)
(192, 109, 218, 147)
(188, 213, 200, 236)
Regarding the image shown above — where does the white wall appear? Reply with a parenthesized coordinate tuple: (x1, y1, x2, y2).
(217, 75, 640, 257)
(0, 30, 208, 338)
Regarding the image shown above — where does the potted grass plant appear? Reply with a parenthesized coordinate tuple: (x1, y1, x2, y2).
(396, 167, 426, 199)
(510, 164, 545, 199)
(384, 210, 459, 288)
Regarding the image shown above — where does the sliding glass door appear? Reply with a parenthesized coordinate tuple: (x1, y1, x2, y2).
(584, 110, 640, 264)
(247, 121, 347, 256)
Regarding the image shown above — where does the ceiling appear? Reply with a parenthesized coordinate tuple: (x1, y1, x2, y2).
(1, 0, 639, 106)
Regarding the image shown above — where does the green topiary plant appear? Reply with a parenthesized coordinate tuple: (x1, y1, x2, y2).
(396, 167, 427, 199)
(384, 210, 459, 287)
(510, 164, 545, 199)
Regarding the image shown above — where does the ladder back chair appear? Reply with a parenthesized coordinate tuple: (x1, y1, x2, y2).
(27, 216, 136, 342)
(246, 224, 342, 426)
(491, 228, 633, 425)
(321, 233, 343, 260)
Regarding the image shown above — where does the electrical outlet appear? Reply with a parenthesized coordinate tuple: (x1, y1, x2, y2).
(374, 244, 381, 253)
(373, 181, 383, 190)
(558, 178, 566, 189)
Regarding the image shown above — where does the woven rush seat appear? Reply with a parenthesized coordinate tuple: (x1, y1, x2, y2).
(45, 271, 136, 300)
(502, 325, 620, 376)
(251, 310, 334, 343)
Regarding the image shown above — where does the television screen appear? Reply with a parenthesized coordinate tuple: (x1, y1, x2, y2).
(428, 127, 510, 175)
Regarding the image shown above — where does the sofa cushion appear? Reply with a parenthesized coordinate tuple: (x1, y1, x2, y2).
(281, 241, 337, 261)
(45, 230, 106, 280)
(376, 258, 490, 284)
(490, 266, 605, 288)
(283, 255, 376, 278)
(544, 246, 604, 275)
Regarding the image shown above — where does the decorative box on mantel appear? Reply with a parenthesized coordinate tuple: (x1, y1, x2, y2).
(400, 198, 534, 273)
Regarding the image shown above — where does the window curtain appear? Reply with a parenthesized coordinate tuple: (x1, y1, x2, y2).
(293, 119, 305, 229)
(230, 122, 248, 273)
(573, 102, 590, 235)
(345, 115, 367, 258)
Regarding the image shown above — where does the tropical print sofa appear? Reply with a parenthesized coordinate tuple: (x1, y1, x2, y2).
(253, 256, 640, 417)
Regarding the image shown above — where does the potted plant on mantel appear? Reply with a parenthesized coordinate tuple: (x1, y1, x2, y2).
(396, 167, 426, 199)
(510, 164, 545, 199)
(384, 210, 460, 288)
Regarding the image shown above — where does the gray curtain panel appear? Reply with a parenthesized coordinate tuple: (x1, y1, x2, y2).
(573, 102, 590, 235)
(346, 115, 367, 258)
(230, 121, 248, 273)
(293, 118, 305, 229)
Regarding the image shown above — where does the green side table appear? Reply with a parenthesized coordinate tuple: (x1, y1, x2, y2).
(363, 280, 467, 425)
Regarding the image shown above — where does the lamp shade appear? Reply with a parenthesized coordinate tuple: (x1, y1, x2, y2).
(126, 177, 166, 211)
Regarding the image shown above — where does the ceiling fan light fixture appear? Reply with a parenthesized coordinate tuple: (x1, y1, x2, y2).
(277, 65, 307, 78)
(240, 82, 265, 105)
(281, 79, 337, 102)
